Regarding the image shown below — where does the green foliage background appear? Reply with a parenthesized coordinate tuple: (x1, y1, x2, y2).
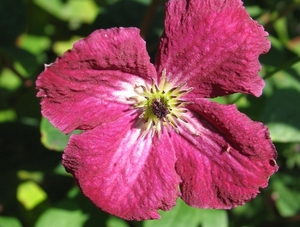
(1, 0, 300, 226)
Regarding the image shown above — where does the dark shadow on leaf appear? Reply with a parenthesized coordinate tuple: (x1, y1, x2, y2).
(0, 0, 26, 45)
(0, 122, 61, 172)
(0, 122, 71, 224)
(260, 88, 300, 131)
(259, 45, 298, 68)
(92, 0, 165, 61)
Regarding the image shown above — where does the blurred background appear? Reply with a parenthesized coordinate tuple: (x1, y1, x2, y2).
(0, 0, 300, 226)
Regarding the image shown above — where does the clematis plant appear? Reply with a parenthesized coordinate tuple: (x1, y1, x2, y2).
(36, 0, 278, 221)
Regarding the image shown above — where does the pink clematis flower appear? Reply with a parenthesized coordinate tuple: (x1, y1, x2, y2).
(36, 0, 278, 221)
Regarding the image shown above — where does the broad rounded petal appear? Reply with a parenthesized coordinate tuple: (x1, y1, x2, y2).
(36, 28, 156, 133)
(156, 0, 270, 98)
(62, 114, 181, 220)
(173, 99, 278, 208)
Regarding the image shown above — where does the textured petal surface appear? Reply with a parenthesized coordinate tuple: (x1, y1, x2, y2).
(62, 114, 181, 220)
(156, 0, 270, 98)
(36, 28, 156, 133)
(172, 99, 278, 208)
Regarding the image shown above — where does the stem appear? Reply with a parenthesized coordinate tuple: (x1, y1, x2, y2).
(0, 54, 33, 88)
(140, 0, 164, 39)
(229, 55, 300, 104)
(228, 94, 243, 105)
(263, 55, 300, 80)
(264, 1, 300, 31)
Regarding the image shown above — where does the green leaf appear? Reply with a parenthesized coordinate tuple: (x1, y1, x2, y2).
(40, 117, 80, 151)
(264, 56, 300, 82)
(0, 45, 39, 79)
(273, 180, 300, 217)
(35, 207, 88, 227)
(245, 5, 263, 17)
(144, 199, 228, 227)
(273, 17, 289, 44)
(144, 199, 200, 227)
(284, 144, 300, 169)
(260, 89, 300, 142)
(0, 216, 22, 227)
(18, 34, 51, 55)
(0, 109, 17, 123)
(53, 36, 82, 55)
(34, 0, 98, 27)
(0, 67, 22, 91)
(106, 216, 130, 227)
(17, 181, 48, 210)
(199, 209, 228, 227)
(267, 122, 300, 143)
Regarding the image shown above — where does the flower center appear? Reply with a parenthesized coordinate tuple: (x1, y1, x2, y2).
(151, 98, 169, 119)
(129, 70, 193, 137)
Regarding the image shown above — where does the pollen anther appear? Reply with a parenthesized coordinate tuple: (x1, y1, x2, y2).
(130, 69, 192, 137)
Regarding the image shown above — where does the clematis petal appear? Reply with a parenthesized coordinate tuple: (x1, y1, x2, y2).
(156, 0, 270, 98)
(173, 99, 278, 208)
(36, 28, 156, 133)
(62, 114, 181, 220)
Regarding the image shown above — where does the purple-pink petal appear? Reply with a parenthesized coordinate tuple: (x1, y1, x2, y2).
(62, 115, 181, 220)
(173, 99, 278, 208)
(156, 0, 270, 98)
(36, 28, 156, 133)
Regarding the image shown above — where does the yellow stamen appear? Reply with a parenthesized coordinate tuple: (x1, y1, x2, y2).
(129, 69, 193, 137)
